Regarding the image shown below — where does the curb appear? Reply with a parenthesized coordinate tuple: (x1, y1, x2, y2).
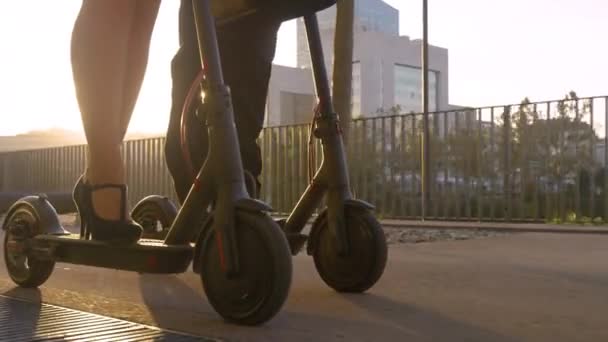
(380, 221, 608, 235)
(272, 215, 608, 235)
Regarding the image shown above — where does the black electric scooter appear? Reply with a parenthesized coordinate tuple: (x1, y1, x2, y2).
(2, 0, 293, 326)
(134, 5, 388, 293)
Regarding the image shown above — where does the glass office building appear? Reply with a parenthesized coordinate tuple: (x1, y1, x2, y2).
(297, 0, 399, 68)
(394, 64, 438, 113)
(286, 0, 448, 121)
(354, 0, 399, 36)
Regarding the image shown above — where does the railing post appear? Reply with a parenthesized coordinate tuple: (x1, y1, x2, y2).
(545, 102, 552, 221)
(604, 97, 608, 221)
(558, 102, 566, 222)
(477, 108, 483, 221)
(490, 107, 496, 219)
(533, 103, 540, 221)
(421, 0, 430, 221)
(589, 100, 595, 220)
(0, 154, 5, 192)
(503, 106, 512, 221)
(442, 111, 449, 218)
(574, 99, 581, 221)
(412, 115, 418, 218)
(465, 110, 472, 219)
(389, 116, 397, 216)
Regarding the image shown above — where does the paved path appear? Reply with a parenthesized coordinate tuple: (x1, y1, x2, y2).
(1, 227, 607, 341)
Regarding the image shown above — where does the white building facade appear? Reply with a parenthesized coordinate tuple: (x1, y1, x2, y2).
(265, 0, 450, 126)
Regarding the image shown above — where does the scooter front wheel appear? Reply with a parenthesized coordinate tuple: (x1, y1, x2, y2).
(312, 207, 387, 293)
(199, 211, 292, 325)
(131, 195, 178, 240)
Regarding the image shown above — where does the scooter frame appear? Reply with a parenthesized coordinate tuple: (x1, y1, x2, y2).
(4, 0, 385, 308)
(176, 13, 372, 259)
(278, 16, 374, 257)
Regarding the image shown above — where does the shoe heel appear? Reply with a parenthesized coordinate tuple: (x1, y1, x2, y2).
(79, 213, 91, 240)
(80, 182, 142, 244)
(74, 176, 90, 240)
(78, 211, 85, 239)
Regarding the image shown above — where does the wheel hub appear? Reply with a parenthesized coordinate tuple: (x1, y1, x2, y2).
(203, 231, 269, 316)
(312, 209, 388, 293)
(7, 220, 31, 253)
(6, 240, 27, 254)
(5, 219, 34, 282)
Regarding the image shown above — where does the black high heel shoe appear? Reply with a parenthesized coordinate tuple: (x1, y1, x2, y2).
(73, 175, 142, 244)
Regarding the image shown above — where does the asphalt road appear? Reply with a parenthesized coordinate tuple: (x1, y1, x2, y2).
(0, 228, 607, 342)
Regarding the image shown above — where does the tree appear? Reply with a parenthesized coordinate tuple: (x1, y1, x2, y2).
(487, 91, 598, 219)
(531, 92, 595, 182)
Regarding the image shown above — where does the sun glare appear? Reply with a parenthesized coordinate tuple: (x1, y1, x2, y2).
(0, 2, 296, 137)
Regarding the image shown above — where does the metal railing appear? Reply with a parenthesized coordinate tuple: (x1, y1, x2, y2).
(0, 138, 178, 208)
(2, 95, 607, 223)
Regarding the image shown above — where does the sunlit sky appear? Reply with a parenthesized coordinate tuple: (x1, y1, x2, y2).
(0, 0, 607, 136)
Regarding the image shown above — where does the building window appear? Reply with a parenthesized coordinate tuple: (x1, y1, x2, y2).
(394, 64, 438, 113)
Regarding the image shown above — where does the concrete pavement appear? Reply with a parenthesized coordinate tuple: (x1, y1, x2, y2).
(0, 228, 607, 341)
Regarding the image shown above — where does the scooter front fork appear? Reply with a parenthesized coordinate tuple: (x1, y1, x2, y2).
(285, 115, 352, 256)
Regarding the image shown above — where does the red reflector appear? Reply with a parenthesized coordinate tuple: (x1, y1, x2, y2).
(147, 256, 158, 268)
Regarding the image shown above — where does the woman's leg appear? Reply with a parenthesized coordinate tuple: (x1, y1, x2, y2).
(119, 0, 161, 138)
(71, 0, 159, 220)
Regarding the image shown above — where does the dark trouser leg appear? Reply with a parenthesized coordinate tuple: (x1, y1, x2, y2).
(165, 4, 280, 203)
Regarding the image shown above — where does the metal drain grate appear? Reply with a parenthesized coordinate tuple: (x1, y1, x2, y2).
(0, 295, 217, 341)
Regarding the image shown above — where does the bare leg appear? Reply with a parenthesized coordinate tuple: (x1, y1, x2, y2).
(119, 0, 161, 138)
(71, 0, 159, 220)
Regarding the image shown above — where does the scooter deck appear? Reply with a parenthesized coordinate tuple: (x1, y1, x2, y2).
(32, 234, 194, 274)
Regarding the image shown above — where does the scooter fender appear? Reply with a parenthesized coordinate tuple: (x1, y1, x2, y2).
(2, 195, 69, 236)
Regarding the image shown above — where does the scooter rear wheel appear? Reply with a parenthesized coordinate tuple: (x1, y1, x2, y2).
(131, 195, 178, 240)
(199, 211, 292, 325)
(3, 206, 55, 288)
(312, 207, 387, 293)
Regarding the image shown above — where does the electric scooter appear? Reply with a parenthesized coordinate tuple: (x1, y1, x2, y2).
(135, 6, 388, 293)
(2, 0, 293, 326)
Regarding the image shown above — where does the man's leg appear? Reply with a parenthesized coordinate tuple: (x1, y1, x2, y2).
(165, 3, 281, 203)
(219, 14, 281, 196)
(165, 1, 203, 203)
